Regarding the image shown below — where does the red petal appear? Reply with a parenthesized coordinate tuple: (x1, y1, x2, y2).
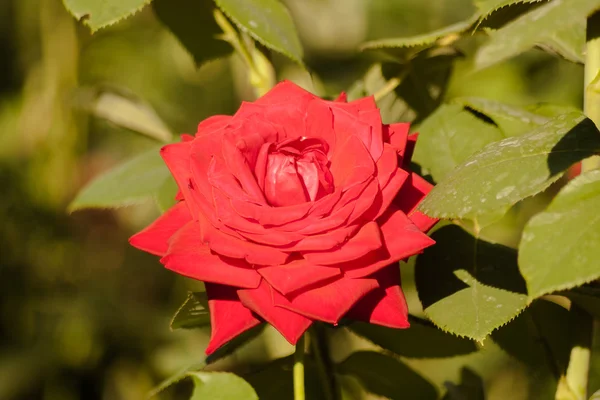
(258, 259, 341, 295)
(273, 276, 378, 324)
(129, 201, 192, 256)
(403, 133, 418, 167)
(264, 153, 309, 206)
(198, 212, 289, 266)
(205, 283, 262, 355)
(346, 265, 409, 328)
(304, 222, 383, 265)
(395, 172, 438, 232)
(357, 109, 384, 161)
(334, 92, 348, 102)
(305, 100, 336, 158)
(161, 221, 261, 288)
(254, 80, 316, 106)
(238, 281, 312, 344)
(196, 115, 231, 136)
(387, 123, 410, 158)
(330, 134, 375, 190)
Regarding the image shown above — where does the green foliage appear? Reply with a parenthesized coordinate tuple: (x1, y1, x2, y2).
(189, 371, 258, 400)
(413, 103, 504, 182)
(336, 351, 438, 400)
(68, 147, 171, 211)
(153, 0, 233, 65)
(519, 170, 600, 299)
(170, 292, 210, 330)
(442, 368, 486, 400)
(63, 0, 152, 32)
(419, 112, 600, 223)
(155, 176, 178, 212)
(415, 225, 528, 342)
(349, 317, 478, 358)
(214, 0, 303, 64)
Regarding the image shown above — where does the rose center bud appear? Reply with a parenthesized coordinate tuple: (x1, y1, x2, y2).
(263, 137, 334, 207)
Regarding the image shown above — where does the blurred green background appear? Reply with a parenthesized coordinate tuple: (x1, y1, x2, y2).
(0, 0, 586, 399)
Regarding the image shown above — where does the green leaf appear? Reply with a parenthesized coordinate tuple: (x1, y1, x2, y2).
(170, 292, 210, 331)
(213, 0, 303, 64)
(474, 0, 597, 70)
(155, 176, 178, 213)
(418, 112, 600, 223)
(337, 351, 438, 400)
(415, 225, 528, 342)
(360, 14, 479, 50)
(69, 147, 171, 212)
(189, 371, 258, 400)
(86, 91, 173, 142)
(442, 368, 486, 400)
(349, 316, 477, 358)
(454, 97, 572, 137)
(153, 0, 233, 65)
(62, 0, 151, 32)
(519, 170, 600, 299)
(413, 103, 504, 182)
(491, 299, 571, 373)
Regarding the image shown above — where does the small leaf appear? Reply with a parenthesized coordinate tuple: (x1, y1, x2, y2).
(336, 351, 438, 400)
(213, 0, 303, 64)
(413, 103, 504, 182)
(418, 112, 600, 222)
(87, 91, 172, 142)
(491, 299, 571, 374)
(349, 316, 477, 358)
(153, 0, 233, 66)
(519, 170, 600, 299)
(360, 14, 479, 50)
(415, 225, 528, 342)
(170, 292, 210, 331)
(474, 0, 597, 70)
(63, 0, 151, 32)
(189, 371, 258, 400)
(442, 368, 486, 400)
(155, 176, 178, 213)
(69, 147, 170, 211)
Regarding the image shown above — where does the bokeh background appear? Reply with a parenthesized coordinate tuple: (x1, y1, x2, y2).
(0, 0, 587, 399)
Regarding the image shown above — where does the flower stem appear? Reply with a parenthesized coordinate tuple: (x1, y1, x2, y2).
(293, 334, 306, 400)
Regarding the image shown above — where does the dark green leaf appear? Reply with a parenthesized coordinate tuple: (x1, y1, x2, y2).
(418, 112, 600, 223)
(413, 103, 504, 182)
(69, 147, 170, 211)
(153, 0, 232, 66)
(442, 368, 486, 400)
(415, 225, 528, 342)
(491, 300, 571, 374)
(214, 0, 303, 63)
(337, 351, 438, 400)
(519, 170, 600, 299)
(63, 0, 151, 32)
(170, 292, 210, 331)
(349, 316, 477, 358)
(189, 371, 258, 400)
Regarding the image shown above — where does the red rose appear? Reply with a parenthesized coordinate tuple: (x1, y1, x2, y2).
(130, 81, 437, 354)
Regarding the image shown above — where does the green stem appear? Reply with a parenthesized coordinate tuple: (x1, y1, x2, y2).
(373, 68, 410, 103)
(310, 326, 335, 400)
(293, 334, 306, 400)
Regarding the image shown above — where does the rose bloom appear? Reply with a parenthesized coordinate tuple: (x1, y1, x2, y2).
(130, 81, 437, 354)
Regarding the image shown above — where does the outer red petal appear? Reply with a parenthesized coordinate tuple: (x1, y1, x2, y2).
(205, 283, 262, 355)
(273, 276, 378, 324)
(129, 201, 191, 256)
(161, 221, 261, 288)
(395, 172, 438, 233)
(258, 259, 341, 295)
(254, 80, 317, 106)
(238, 281, 312, 344)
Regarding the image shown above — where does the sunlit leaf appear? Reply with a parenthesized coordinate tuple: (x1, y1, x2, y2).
(418, 112, 600, 223)
(336, 351, 438, 400)
(63, 0, 151, 32)
(413, 103, 504, 182)
(69, 147, 170, 212)
(415, 225, 528, 342)
(153, 0, 232, 66)
(214, 0, 303, 63)
(349, 316, 478, 358)
(189, 371, 258, 400)
(519, 170, 600, 299)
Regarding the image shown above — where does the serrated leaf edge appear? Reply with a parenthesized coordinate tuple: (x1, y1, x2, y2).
(62, 0, 153, 33)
